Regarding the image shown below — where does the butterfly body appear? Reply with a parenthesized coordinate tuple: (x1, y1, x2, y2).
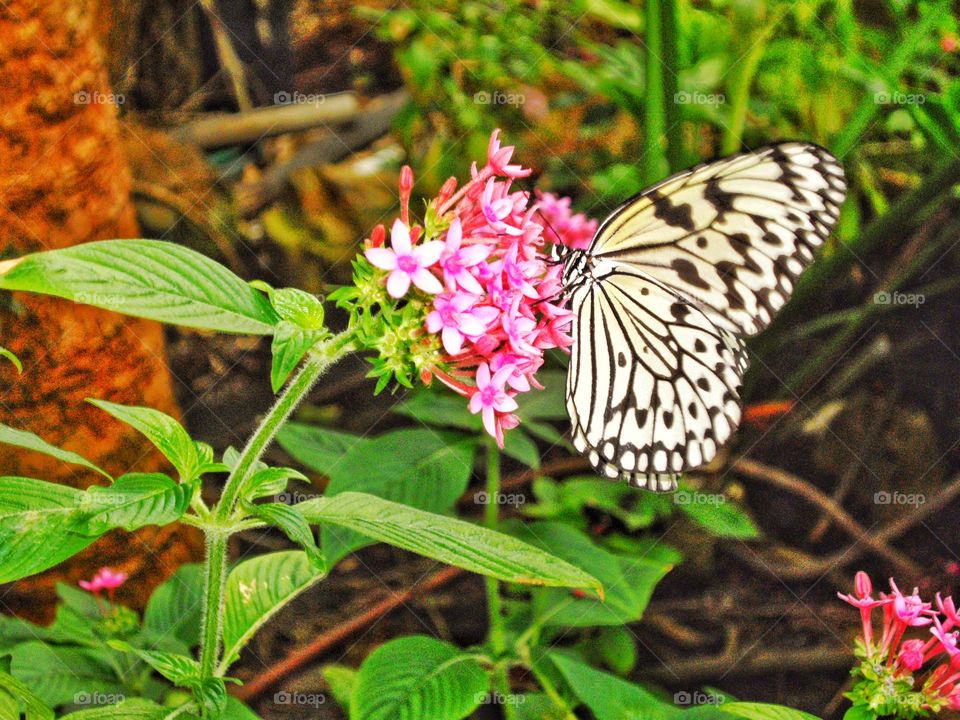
(563, 142, 847, 492)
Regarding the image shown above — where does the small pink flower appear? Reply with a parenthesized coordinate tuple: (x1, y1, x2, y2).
(897, 638, 927, 671)
(426, 293, 499, 355)
(440, 218, 490, 294)
(486, 129, 531, 180)
(468, 363, 519, 445)
(481, 179, 524, 237)
(366, 219, 444, 298)
(890, 579, 934, 626)
(79, 567, 127, 596)
(933, 617, 960, 657)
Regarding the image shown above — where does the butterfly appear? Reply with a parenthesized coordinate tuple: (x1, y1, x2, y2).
(559, 142, 847, 492)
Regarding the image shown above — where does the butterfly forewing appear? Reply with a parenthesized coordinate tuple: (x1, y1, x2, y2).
(589, 142, 847, 336)
(566, 142, 846, 490)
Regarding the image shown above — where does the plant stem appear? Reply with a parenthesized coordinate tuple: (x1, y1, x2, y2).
(195, 331, 351, 679)
(484, 440, 515, 719)
(214, 332, 350, 523)
(643, 0, 670, 186)
(199, 530, 229, 677)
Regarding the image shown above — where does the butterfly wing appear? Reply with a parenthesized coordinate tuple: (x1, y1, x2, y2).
(589, 142, 846, 336)
(566, 142, 846, 488)
(566, 264, 747, 491)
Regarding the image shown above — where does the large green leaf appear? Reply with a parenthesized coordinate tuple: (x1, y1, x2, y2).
(0, 425, 110, 479)
(58, 699, 171, 720)
(350, 636, 488, 720)
(512, 521, 673, 626)
(0, 669, 54, 720)
(0, 474, 190, 582)
(296, 493, 601, 591)
(0, 239, 278, 334)
(674, 487, 760, 539)
(143, 564, 205, 648)
(220, 551, 327, 669)
(719, 704, 820, 720)
(87, 401, 221, 481)
(279, 426, 475, 567)
(549, 653, 676, 720)
(8, 643, 121, 708)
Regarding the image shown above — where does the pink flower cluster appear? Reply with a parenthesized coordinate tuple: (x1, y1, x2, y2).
(79, 567, 127, 597)
(840, 571, 960, 710)
(535, 192, 598, 251)
(365, 130, 590, 445)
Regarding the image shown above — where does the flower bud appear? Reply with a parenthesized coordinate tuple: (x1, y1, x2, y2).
(855, 571, 873, 599)
(897, 639, 925, 671)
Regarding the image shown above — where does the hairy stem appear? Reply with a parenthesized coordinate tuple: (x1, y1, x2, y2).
(199, 531, 229, 677)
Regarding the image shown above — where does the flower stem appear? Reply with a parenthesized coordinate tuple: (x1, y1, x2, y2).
(199, 530, 229, 677)
(214, 332, 350, 523)
(196, 331, 351, 679)
(484, 440, 516, 719)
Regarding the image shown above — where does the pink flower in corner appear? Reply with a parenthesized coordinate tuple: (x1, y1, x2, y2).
(468, 362, 519, 445)
(486, 129, 531, 180)
(79, 567, 127, 596)
(426, 293, 498, 355)
(440, 218, 490, 294)
(366, 219, 444, 298)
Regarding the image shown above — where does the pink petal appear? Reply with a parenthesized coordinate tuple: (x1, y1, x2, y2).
(482, 405, 498, 438)
(414, 241, 445, 268)
(458, 314, 487, 336)
(445, 218, 462, 249)
(386, 270, 411, 298)
(491, 365, 516, 389)
(390, 219, 412, 254)
(365, 247, 397, 270)
(476, 362, 491, 388)
(459, 245, 491, 266)
(494, 395, 519, 413)
(453, 270, 484, 295)
(425, 311, 443, 333)
(441, 327, 463, 355)
(469, 393, 483, 413)
(411, 268, 443, 294)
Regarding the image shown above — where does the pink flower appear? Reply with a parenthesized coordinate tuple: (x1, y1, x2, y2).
(480, 179, 524, 237)
(486, 129, 531, 180)
(440, 218, 490, 294)
(468, 363, 519, 446)
(426, 293, 498, 355)
(536, 191, 598, 251)
(366, 219, 444, 298)
(897, 638, 927, 671)
(933, 617, 960, 658)
(79, 567, 127, 596)
(889, 579, 934, 626)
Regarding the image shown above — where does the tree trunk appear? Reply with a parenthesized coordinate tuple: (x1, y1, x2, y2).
(0, 0, 202, 621)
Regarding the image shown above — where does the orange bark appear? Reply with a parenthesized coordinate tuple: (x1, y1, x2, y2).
(0, 0, 201, 620)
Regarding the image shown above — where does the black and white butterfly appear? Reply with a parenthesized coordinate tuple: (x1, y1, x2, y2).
(560, 142, 847, 492)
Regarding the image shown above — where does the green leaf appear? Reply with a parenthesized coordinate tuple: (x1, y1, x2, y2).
(241, 467, 307, 502)
(281, 427, 476, 567)
(144, 564, 205, 648)
(393, 390, 482, 431)
(0, 474, 190, 582)
(9, 643, 121, 708)
(248, 503, 323, 568)
(220, 551, 327, 669)
(322, 665, 358, 710)
(270, 322, 327, 392)
(0, 425, 110, 479)
(719, 703, 820, 720)
(80, 473, 192, 533)
(58, 699, 171, 720)
(350, 636, 488, 720)
(250, 283, 325, 329)
(597, 626, 638, 675)
(0, 668, 54, 720)
(0, 239, 279, 334)
(512, 521, 672, 626)
(674, 488, 760, 539)
(87, 400, 212, 481)
(223, 696, 262, 720)
(550, 653, 675, 720)
(0, 348, 22, 374)
(501, 430, 541, 469)
(0, 479, 95, 582)
(296, 493, 602, 591)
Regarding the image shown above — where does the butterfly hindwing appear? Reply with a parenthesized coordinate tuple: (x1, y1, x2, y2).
(567, 265, 747, 492)
(565, 142, 846, 489)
